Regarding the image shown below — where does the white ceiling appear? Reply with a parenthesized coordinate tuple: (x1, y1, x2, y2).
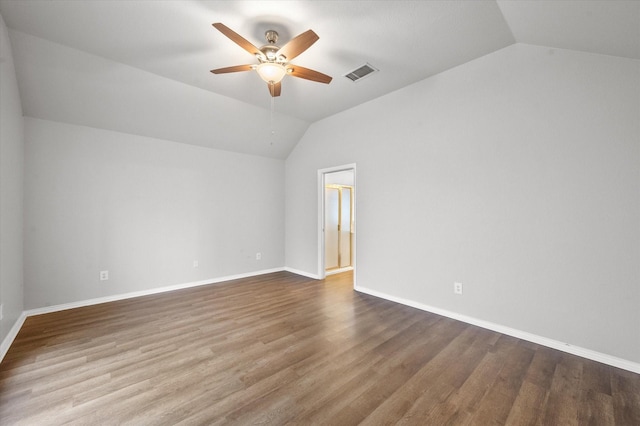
(1, 0, 638, 158)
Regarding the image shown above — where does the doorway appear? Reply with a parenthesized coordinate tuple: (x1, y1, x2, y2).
(325, 183, 353, 274)
(318, 165, 356, 284)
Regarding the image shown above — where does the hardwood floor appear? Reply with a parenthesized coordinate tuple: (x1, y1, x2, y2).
(1, 271, 638, 425)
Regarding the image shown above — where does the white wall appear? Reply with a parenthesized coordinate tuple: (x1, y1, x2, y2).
(24, 118, 284, 309)
(285, 44, 640, 364)
(9, 29, 310, 160)
(0, 13, 24, 344)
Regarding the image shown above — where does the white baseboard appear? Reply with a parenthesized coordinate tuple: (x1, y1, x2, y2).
(354, 285, 640, 374)
(25, 268, 285, 317)
(9, 271, 635, 374)
(0, 312, 27, 362)
(283, 267, 321, 280)
(0, 268, 285, 363)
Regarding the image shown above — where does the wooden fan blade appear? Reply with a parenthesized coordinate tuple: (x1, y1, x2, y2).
(210, 64, 254, 74)
(288, 65, 332, 84)
(276, 29, 319, 61)
(268, 82, 282, 97)
(212, 23, 261, 57)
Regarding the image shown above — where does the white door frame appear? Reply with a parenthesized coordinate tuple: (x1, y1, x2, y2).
(318, 164, 356, 286)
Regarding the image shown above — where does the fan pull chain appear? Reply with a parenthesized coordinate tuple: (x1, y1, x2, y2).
(270, 95, 275, 144)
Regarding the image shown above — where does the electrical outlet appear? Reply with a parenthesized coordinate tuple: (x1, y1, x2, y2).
(193, 260, 199, 268)
(454, 282, 463, 295)
(256, 252, 262, 260)
(100, 270, 109, 281)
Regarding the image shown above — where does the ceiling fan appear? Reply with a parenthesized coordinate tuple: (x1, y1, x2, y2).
(210, 23, 332, 97)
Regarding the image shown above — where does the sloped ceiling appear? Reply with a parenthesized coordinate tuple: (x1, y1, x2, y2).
(0, 0, 638, 159)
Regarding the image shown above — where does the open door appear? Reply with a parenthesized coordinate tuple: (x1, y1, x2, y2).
(325, 184, 353, 272)
(318, 165, 356, 285)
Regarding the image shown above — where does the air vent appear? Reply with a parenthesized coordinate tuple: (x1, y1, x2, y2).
(344, 63, 378, 82)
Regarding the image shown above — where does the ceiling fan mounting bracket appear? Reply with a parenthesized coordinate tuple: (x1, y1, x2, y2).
(265, 30, 279, 44)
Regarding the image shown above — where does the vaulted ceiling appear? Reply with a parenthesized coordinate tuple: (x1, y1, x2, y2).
(1, 1, 638, 159)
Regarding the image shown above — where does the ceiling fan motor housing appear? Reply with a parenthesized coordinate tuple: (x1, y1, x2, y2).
(258, 30, 286, 62)
(259, 44, 283, 62)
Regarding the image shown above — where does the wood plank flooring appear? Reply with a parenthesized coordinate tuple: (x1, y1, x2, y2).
(1, 271, 638, 425)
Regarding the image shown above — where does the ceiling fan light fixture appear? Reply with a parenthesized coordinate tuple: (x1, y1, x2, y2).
(256, 62, 287, 84)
